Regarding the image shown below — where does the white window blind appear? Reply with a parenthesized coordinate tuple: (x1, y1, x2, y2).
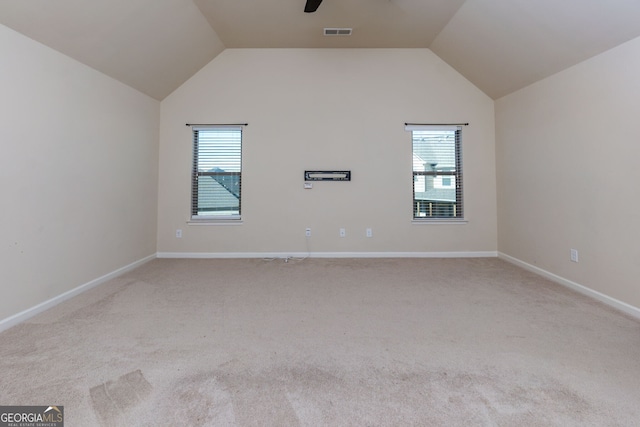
(191, 126, 242, 220)
(407, 125, 463, 219)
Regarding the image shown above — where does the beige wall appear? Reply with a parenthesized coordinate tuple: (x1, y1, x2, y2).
(158, 49, 497, 255)
(496, 36, 640, 309)
(0, 25, 159, 322)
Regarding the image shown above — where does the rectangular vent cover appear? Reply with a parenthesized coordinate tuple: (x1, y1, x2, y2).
(324, 28, 352, 36)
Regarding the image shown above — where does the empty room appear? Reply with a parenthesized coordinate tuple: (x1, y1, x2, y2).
(1, 0, 639, 425)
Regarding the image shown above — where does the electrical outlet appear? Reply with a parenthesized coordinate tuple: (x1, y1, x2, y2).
(305, 228, 311, 237)
(366, 228, 373, 238)
(339, 228, 346, 237)
(175, 229, 182, 238)
(570, 248, 579, 262)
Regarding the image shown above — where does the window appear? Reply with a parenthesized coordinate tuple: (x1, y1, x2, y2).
(191, 125, 242, 220)
(407, 125, 463, 220)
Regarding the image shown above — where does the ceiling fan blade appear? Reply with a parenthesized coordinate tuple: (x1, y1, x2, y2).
(304, 0, 323, 13)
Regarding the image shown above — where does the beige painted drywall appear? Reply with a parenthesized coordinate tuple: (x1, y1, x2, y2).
(496, 36, 640, 309)
(158, 49, 497, 255)
(0, 24, 159, 322)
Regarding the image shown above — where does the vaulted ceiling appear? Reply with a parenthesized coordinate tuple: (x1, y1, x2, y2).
(2, 0, 640, 100)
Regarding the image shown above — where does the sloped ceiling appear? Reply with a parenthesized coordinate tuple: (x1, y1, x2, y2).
(431, 0, 640, 98)
(0, 0, 225, 100)
(2, 0, 640, 100)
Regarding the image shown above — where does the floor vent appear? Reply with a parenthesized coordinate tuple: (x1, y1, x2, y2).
(324, 28, 352, 36)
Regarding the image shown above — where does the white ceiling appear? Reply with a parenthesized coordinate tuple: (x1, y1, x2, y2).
(2, 0, 640, 100)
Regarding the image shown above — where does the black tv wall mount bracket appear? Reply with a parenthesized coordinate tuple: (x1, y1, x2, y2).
(304, 171, 351, 181)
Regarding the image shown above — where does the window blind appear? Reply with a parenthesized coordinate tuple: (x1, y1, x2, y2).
(191, 126, 242, 220)
(407, 125, 463, 219)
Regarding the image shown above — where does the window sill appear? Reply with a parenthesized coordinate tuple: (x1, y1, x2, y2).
(187, 219, 243, 226)
(412, 219, 468, 225)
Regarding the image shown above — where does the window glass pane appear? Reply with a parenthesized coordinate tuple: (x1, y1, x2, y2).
(197, 130, 241, 172)
(412, 130, 456, 173)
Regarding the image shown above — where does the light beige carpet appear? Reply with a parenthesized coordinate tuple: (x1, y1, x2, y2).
(1, 258, 639, 426)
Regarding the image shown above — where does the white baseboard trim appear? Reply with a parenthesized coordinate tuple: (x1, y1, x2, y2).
(0, 254, 156, 333)
(498, 252, 640, 320)
(157, 251, 498, 259)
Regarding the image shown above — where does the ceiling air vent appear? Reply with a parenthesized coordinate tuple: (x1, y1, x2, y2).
(324, 28, 352, 36)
